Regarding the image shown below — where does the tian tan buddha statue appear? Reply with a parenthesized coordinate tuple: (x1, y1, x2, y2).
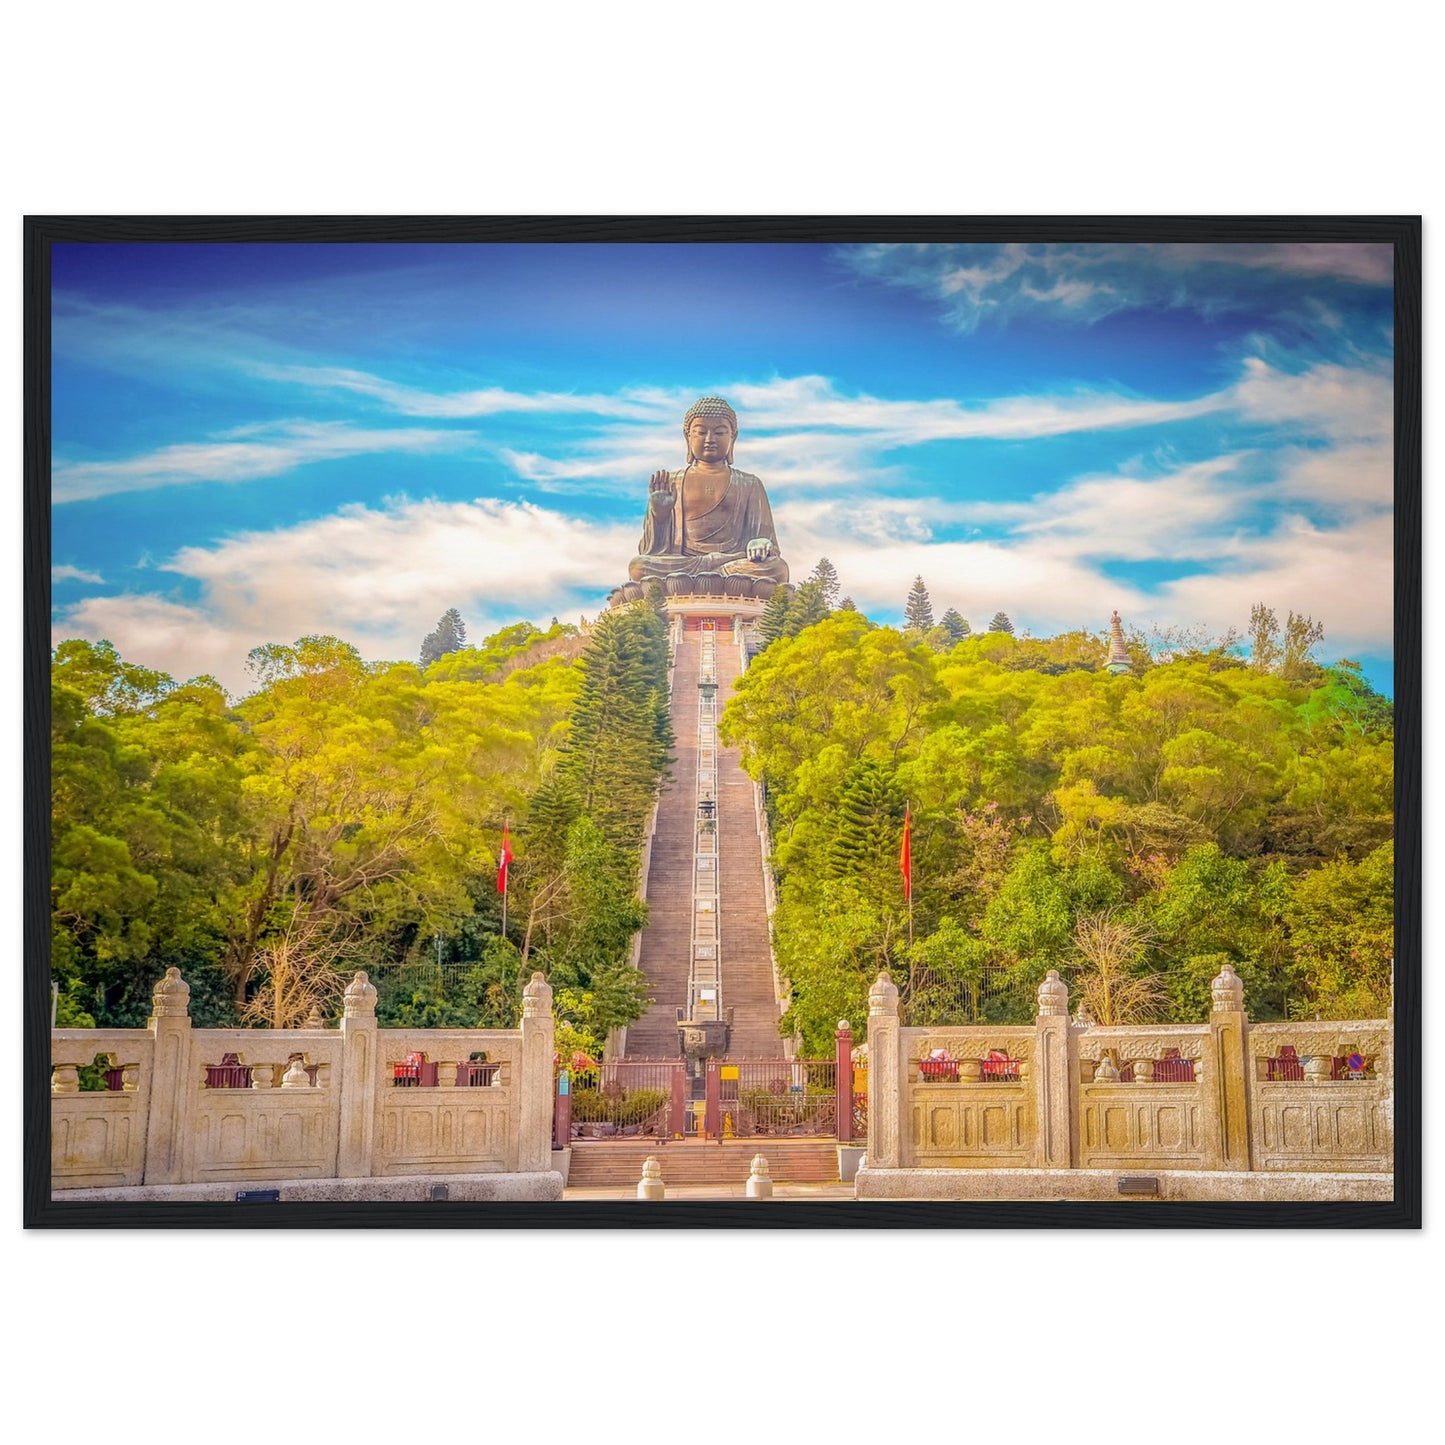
(609, 396, 790, 604)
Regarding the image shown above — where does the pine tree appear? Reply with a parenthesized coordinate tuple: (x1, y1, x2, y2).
(783, 579, 828, 637)
(988, 611, 1014, 635)
(838, 596, 857, 614)
(524, 774, 583, 875)
(420, 608, 467, 665)
(904, 577, 935, 631)
(825, 759, 905, 885)
(557, 603, 673, 852)
(759, 586, 793, 645)
(940, 609, 970, 643)
(808, 557, 841, 610)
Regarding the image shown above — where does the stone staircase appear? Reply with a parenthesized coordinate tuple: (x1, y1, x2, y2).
(566, 1138, 839, 1188)
(623, 626, 786, 1061)
(623, 634, 702, 1058)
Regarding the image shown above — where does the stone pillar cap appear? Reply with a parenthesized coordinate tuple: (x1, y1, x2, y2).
(343, 971, 377, 1017)
(1037, 968, 1069, 1016)
(1211, 963, 1245, 1012)
(523, 972, 553, 1017)
(869, 971, 900, 1016)
(150, 966, 191, 1018)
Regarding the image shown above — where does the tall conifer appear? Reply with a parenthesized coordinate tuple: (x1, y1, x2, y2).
(905, 577, 935, 631)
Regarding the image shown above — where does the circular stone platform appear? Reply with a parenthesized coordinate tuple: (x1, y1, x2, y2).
(607, 576, 787, 610)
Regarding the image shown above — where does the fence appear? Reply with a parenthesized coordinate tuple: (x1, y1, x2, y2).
(863, 965, 1393, 1178)
(554, 1025, 865, 1146)
(50, 967, 556, 1191)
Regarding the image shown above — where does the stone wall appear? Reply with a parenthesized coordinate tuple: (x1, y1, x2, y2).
(862, 965, 1392, 1186)
(51, 967, 556, 1192)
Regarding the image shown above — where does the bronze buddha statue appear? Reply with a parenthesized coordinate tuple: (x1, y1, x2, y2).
(611, 396, 789, 603)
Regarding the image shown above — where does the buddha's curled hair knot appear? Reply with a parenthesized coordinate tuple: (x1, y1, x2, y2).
(683, 396, 738, 462)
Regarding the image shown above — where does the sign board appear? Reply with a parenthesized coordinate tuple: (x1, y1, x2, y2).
(1348, 1053, 1365, 1072)
(720, 1065, 740, 1080)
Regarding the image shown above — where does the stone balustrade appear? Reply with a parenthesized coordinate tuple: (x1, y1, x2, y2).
(51, 967, 556, 1191)
(862, 966, 1392, 1188)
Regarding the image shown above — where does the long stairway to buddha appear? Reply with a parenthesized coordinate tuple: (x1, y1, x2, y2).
(622, 620, 785, 1060)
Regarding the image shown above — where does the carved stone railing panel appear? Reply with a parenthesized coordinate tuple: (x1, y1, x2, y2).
(50, 1030, 155, 1188)
(1246, 1022, 1392, 1171)
(863, 967, 1393, 1181)
(51, 974, 556, 1189)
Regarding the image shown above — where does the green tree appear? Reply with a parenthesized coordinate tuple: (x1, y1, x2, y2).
(420, 608, 468, 666)
(988, 611, 1014, 635)
(557, 605, 673, 852)
(824, 759, 905, 893)
(1284, 841, 1393, 1018)
(940, 609, 970, 643)
(904, 576, 935, 631)
(532, 816, 651, 1035)
(783, 579, 829, 637)
(758, 585, 793, 645)
(808, 557, 842, 610)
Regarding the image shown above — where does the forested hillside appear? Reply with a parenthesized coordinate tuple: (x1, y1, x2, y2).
(50, 601, 673, 1057)
(719, 610, 1394, 1051)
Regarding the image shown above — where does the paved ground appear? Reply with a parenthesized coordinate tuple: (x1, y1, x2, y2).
(563, 1180, 858, 1202)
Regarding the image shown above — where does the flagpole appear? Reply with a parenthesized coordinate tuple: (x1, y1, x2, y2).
(903, 801, 914, 947)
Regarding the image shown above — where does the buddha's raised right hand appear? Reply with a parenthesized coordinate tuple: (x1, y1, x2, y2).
(648, 469, 676, 514)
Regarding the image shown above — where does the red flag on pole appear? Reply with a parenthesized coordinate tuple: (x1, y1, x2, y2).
(497, 824, 513, 894)
(899, 804, 912, 901)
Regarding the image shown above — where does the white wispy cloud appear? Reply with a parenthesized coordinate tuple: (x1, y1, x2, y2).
(974, 455, 1259, 562)
(1229, 357, 1393, 441)
(838, 242, 1394, 331)
(54, 497, 639, 692)
(250, 364, 663, 420)
(1153, 510, 1394, 661)
(53, 420, 470, 503)
(780, 513, 1392, 663)
(1268, 441, 1392, 514)
(52, 564, 104, 584)
(284, 365, 1230, 446)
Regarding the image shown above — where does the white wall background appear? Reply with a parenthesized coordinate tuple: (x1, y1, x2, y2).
(4, 5, 1437, 1441)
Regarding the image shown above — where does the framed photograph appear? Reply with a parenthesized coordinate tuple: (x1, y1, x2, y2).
(24, 216, 1420, 1228)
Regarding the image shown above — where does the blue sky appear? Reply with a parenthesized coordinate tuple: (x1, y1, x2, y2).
(50, 241, 1396, 695)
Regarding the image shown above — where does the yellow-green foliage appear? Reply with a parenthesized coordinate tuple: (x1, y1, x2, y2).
(721, 620, 1394, 1049)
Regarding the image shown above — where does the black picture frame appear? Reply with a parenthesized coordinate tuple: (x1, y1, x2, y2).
(23, 214, 1422, 1229)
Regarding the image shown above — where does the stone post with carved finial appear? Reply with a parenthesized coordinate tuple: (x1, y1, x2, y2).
(1104, 609, 1132, 675)
(746, 1154, 774, 1199)
(1034, 969, 1074, 1169)
(867, 972, 902, 1168)
(519, 973, 555, 1174)
(143, 967, 193, 1184)
(337, 970, 378, 1178)
(637, 1155, 665, 1200)
(1205, 963, 1250, 1170)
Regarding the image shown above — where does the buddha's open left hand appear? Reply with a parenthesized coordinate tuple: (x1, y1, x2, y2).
(648, 470, 676, 514)
(745, 538, 773, 562)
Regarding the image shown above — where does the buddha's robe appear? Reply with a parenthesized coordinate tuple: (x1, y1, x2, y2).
(628, 467, 790, 583)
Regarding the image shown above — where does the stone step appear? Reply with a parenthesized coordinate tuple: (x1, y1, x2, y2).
(566, 1139, 840, 1187)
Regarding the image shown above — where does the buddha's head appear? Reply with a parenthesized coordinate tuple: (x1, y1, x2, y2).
(684, 396, 737, 465)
